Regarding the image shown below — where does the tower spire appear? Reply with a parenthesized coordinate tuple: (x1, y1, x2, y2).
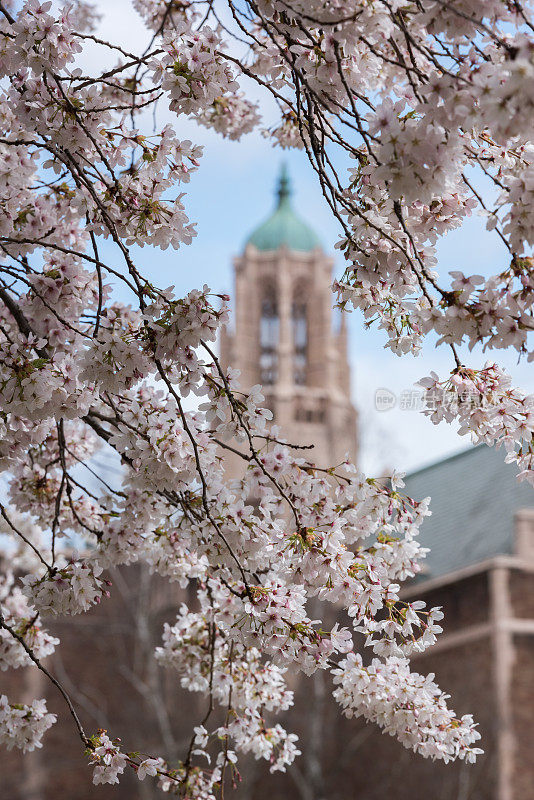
(277, 162, 291, 208)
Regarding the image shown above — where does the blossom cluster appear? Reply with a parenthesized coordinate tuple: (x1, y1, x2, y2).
(419, 365, 534, 484)
(156, 599, 300, 774)
(152, 24, 238, 117)
(89, 731, 129, 785)
(333, 654, 483, 764)
(0, 572, 58, 670)
(0, 695, 56, 753)
(22, 560, 109, 616)
(198, 94, 260, 141)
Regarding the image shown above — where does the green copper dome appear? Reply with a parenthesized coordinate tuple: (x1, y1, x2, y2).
(246, 165, 322, 253)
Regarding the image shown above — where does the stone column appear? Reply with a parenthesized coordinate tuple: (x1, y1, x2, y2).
(276, 251, 293, 390)
(490, 566, 514, 800)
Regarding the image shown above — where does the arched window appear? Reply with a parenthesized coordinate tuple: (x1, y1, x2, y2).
(292, 296, 307, 385)
(260, 287, 278, 385)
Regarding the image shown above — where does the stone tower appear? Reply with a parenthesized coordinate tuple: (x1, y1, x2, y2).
(220, 165, 358, 470)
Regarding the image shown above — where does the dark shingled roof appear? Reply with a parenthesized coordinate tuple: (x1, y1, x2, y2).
(403, 444, 534, 580)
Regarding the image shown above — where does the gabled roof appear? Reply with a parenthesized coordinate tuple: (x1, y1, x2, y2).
(403, 444, 534, 580)
(246, 164, 321, 253)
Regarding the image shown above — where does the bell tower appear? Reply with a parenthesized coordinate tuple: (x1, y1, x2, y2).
(221, 165, 358, 469)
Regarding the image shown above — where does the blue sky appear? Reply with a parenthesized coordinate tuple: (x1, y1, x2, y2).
(82, 1, 534, 476)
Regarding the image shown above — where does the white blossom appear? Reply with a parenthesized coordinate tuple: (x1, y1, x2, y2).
(0, 695, 55, 752)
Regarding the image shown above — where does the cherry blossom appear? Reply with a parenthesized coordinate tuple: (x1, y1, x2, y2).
(89, 731, 129, 785)
(22, 559, 109, 615)
(332, 653, 483, 763)
(0, 572, 58, 670)
(3, 0, 534, 795)
(0, 695, 56, 752)
(418, 365, 534, 484)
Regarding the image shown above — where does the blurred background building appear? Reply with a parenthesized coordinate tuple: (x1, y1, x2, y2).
(220, 164, 358, 473)
(1, 168, 533, 800)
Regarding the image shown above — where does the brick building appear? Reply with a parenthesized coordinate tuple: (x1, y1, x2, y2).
(220, 163, 358, 473)
(1, 168, 533, 800)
